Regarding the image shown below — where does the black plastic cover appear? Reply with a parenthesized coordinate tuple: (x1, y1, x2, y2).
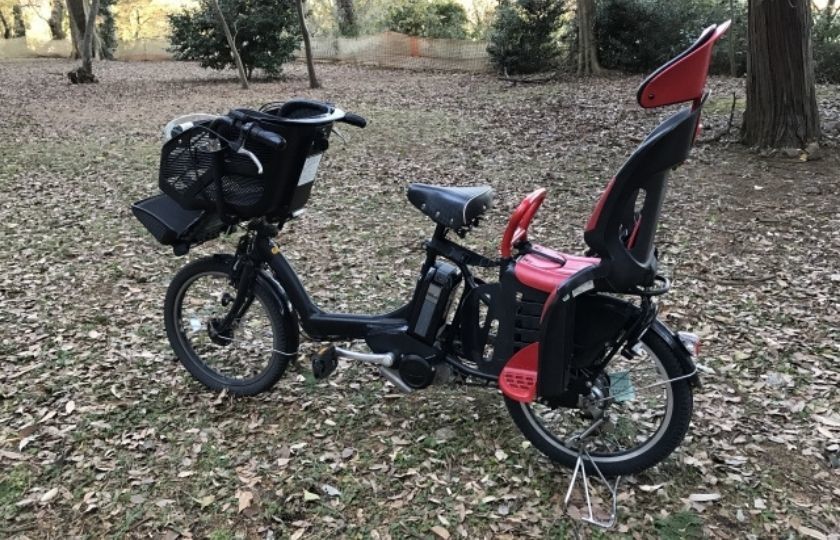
(132, 193, 228, 253)
(408, 261, 462, 343)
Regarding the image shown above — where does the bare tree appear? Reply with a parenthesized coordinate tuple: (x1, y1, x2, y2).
(67, 0, 100, 83)
(742, 0, 820, 148)
(296, 0, 320, 89)
(208, 0, 249, 89)
(576, 0, 602, 75)
(0, 10, 10, 39)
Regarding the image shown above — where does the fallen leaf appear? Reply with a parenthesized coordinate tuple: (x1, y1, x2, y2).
(65, 400, 75, 414)
(303, 490, 320, 502)
(40, 487, 59, 503)
(431, 525, 450, 539)
(321, 484, 341, 497)
(237, 489, 253, 512)
(194, 495, 214, 508)
(797, 525, 827, 540)
(688, 493, 721, 502)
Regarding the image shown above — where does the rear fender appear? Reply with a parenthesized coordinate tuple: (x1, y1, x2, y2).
(648, 319, 700, 388)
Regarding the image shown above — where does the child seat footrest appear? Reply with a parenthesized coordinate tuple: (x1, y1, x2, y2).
(499, 342, 539, 403)
(132, 193, 228, 252)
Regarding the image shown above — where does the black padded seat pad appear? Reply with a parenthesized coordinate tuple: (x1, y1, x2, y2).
(407, 183, 494, 229)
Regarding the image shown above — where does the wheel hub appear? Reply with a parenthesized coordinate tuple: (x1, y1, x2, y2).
(208, 318, 235, 346)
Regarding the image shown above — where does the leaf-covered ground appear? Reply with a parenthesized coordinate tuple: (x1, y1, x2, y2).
(1, 59, 838, 539)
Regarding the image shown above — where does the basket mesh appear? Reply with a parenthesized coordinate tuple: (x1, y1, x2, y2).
(159, 127, 271, 214)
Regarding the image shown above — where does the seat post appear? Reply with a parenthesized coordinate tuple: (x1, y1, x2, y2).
(420, 224, 448, 276)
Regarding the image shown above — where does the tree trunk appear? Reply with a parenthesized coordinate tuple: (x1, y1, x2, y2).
(742, 0, 820, 148)
(67, 0, 86, 58)
(728, 0, 736, 77)
(296, 0, 320, 89)
(576, 0, 602, 75)
(335, 0, 357, 37)
(0, 11, 11, 40)
(67, 0, 100, 83)
(209, 0, 249, 89)
(48, 0, 66, 40)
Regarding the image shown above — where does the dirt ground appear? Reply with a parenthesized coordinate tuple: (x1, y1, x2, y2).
(1, 59, 838, 539)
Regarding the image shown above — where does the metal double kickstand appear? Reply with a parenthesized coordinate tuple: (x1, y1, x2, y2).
(563, 416, 621, 529)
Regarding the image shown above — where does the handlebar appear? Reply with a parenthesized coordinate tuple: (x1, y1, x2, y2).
(339, 113, 367, 128)
(214, 114, 286, 150)
(243, 122, 285, 149)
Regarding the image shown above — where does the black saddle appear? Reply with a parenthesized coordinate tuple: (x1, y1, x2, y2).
(407, 183, 493, 230)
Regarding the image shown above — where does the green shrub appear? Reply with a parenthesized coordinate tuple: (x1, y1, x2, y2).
(98, 0, 118, 60)
(487, 0, 565, 74)
(386, 0, 468, 39)
(594, 0, 747, 75)
(168, 0, 300, 79)
(813, 6, 840, 83)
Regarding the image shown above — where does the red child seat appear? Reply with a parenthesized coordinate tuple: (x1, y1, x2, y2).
(513, 245, 600, 294)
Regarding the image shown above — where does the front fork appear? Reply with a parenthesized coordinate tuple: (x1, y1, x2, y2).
(208, 225, 271, 344)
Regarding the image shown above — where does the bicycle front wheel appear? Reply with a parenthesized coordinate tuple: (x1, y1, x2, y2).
(164, 256, 293, 396)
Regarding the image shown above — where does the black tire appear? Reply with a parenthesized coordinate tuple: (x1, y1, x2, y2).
(505, 330, 693, 477)
(164, 256, 293, 396)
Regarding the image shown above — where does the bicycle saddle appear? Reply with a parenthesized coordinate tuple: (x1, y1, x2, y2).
(407, 183, 493, 230)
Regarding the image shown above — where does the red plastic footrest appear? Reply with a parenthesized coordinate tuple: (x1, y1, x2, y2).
(499, 343, 539, 403)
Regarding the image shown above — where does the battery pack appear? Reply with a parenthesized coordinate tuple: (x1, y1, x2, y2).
(408, 262, 462, 343)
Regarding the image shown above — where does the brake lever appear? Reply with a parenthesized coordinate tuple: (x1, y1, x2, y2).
(237, 146, 264, 175)
(331, 127, 347, 144)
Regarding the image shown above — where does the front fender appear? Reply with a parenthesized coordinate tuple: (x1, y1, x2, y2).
(649, 319, 701, 388)
(257, 269, 301, 358)
(211, 254, 301, 359)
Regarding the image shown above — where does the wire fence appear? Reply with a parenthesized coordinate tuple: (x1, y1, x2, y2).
(0, 0, 492, 71)
(309, 32, 489, 72)
(0, 33, 491, 71)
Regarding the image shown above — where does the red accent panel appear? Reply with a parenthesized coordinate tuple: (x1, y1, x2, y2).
(639, 22, 730, 109)
(585, 177, 615, 233)
(500, 188, 547, 258)
(627, 217, 642, 248)
(514, 245, 599, 294)
(499, 342, 539, 403)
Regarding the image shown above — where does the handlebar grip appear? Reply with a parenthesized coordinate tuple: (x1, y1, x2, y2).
(245, 123, 286, 149)
(340, 113, 367, 128)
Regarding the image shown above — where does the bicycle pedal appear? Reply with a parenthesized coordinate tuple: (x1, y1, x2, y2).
(311, 345, 338, 380)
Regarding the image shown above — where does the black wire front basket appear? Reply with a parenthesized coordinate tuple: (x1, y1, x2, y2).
(158, 100, 338, 222)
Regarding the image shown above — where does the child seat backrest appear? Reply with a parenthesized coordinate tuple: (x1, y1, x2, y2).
(583, 107, 701, 291)
(581, 21, 730, 292)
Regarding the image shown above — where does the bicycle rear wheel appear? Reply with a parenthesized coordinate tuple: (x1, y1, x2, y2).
(164, 256, 293, 395)
(505, 330, 693, 477)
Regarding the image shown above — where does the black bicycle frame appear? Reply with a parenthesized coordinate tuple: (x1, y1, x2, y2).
(250, 223, 498, 358)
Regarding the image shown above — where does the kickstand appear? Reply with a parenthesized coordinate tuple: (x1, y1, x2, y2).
(563, 436, 621, 528)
